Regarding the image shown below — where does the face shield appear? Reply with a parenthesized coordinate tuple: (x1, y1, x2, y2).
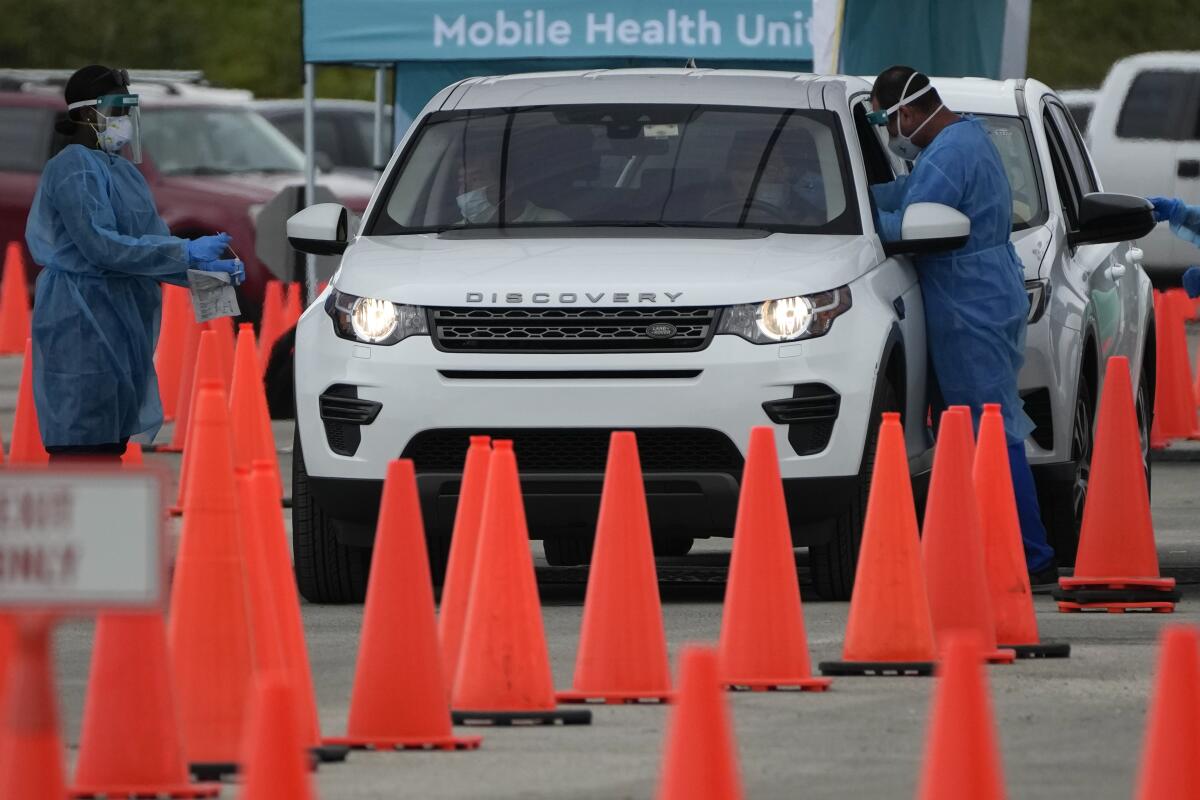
(67, 92, 142, 163)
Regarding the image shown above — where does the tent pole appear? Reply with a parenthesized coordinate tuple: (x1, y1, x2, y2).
(303, 62, 317, 305)
(373, 66, 386, 170)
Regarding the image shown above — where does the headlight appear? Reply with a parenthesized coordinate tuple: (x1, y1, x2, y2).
(324, 288, 428, 345)
(717, 287, 852, 343)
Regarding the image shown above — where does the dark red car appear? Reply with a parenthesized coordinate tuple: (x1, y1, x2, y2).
(0, 89, 373, 314)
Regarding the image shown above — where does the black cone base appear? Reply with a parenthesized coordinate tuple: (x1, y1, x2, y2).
(451, 708, 592, 726)
(1003, 641, 1071, 659)
(189, 762, 237, 782)
(818, 660, 934, 677)
(312, 744, 350, 763)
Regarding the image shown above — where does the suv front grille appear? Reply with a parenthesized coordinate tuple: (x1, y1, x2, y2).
(402, 428, 744, 475)
(429, 307, 717, 353)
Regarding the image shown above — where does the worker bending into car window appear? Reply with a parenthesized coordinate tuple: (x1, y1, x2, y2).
(1146, 197, 1200, 297)
(868, 65, 1058, 587)
(25, 65, 243, 462)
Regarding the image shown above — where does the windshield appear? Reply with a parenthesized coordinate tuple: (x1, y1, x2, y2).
(975, 114, 1046, 231)
(140, 107, 306, 175)
(369, 104, 859, 235)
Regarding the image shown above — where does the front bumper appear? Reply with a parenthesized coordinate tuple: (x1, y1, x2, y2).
(295, 289, 897, 540)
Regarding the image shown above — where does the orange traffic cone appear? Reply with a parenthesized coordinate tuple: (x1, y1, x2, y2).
(655, 646, 743, 800)
(1134, 626, 1200, 799)
(0, 619, 66, 799)
(248, 461, 342, 764)
(915, 632, 1007, 800)
(170, 331, 225, 516)
(1055, 356, 1179, 612)
(717, 427, 830, 691)
(236, 468, 285, 676)
(162, 318, 202, 453)
(230, 323, 282, 496)
(437, 435, 491, 696)
(122, 441, 144, 467)
(258, 281, 286, 371)
(0, 242, 30, 355)
(167, 381, 256, 779)
(1169, 287, 1197, 322)
(327, 460, 482, 750)
(558, 432, 672, 703)
(238, 676, 317, 800)
(974, 405, 1069, 659)
(70, 613, 220, 798)
(208, 316, 236, 391)
(922, 409, 1014, 663)
(10, 339, 47, 464)
(451, 441, 591, 725)
(819, 412, 936, 677)
(1153, 292, 1198, 442)
(156, 284, 191, 422)
(284, 282, 303, 326)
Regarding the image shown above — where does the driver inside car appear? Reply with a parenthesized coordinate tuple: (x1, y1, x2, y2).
(719, 128, 825, 225)
(455, 141, 569, 226)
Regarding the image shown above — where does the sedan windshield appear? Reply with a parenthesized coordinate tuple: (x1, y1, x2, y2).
(141, 107, 306, 175)
(370, 104, 859, 235)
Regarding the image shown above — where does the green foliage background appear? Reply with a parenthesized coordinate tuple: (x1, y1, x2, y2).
(1, 0, 1198, 98)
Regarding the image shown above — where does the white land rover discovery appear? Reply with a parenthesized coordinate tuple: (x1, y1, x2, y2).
(287, 69, 1156, 603)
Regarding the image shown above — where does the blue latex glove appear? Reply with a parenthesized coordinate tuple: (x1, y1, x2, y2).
(1148, 196, 1183, 224)
(194, 258, 244, 286)
(185, 232, 232, 265)
(1184, 267, 1200, 299)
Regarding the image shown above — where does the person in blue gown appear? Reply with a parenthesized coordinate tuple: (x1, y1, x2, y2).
(867, 65, 1058, 586)
(25, 65, 243, 462)
(1145, 197, 1200, 298)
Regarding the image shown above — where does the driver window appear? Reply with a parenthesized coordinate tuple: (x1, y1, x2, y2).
(852, 99, 898, 185)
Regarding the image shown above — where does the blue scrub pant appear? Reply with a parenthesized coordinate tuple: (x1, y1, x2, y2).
(1007, 442, 1056, 572)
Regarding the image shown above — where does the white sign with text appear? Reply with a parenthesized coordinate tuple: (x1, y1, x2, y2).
(0, 472, 164, 609)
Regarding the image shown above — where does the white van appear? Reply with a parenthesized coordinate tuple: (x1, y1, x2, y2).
(1089, 52, 1200, 279)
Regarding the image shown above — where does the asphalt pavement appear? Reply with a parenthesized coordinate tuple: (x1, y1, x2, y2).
(2, 329, 1199, 799)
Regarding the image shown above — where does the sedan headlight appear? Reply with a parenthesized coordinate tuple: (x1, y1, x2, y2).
(324, 288, 428, 345)
(717, 287, 852, 343)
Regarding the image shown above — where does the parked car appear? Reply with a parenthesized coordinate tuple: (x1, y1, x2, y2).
(0, 87, 375, 313)
(255, 99, 395, 181)
(1088, 52, 1200, 281)
(287, 69, 1156, 603)
(1057, 89, 1096, 135)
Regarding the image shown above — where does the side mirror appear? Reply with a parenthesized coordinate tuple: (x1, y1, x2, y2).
(882, 202, 971, 256)
(1069, 192, 1156, 248)
(287, 203, 349, 256)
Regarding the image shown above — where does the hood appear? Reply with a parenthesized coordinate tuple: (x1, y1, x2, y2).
(157, 171, 375, 211)
(333, 232, 880, 308)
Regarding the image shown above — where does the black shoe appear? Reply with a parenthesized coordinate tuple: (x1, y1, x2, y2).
(1028, 564, 1060, 594)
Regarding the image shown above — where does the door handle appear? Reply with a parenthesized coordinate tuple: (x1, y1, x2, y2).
(1107, 263, 1127, 281)
(1179, 159, 1200, 179)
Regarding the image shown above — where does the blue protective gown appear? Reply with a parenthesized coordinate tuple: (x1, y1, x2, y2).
(873, 117, 1033, 444)
(873, 117, 1055, 572)
(25, 144, 190, 447)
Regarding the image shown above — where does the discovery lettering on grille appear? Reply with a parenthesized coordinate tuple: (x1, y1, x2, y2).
(465, 292, 684, 304)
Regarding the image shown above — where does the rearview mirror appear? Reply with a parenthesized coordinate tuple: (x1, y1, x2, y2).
(287, 203, 349, 256)
(881, 202, 971, 257)
(1069, 192, 1155, 248)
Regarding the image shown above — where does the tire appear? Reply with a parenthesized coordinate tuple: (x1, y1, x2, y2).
(543, 533, 594, 567)
(292, 428, 372, 603)
(809, 377, 899, 600)
(652, 535, 695, 558)
(1042, 378, 1094, 567)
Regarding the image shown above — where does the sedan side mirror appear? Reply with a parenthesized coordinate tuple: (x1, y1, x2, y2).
(882, 202, 971, 256)
(1069, 192, 1156, 248)
(287, 203, 349, 256)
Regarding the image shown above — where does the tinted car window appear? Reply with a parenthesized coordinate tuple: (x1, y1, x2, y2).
(1043, 107, 1082, 225)
(1066, 103, 1092, 132)
(141, 107, 305, 174)
(1048, 103, 1097, 194)
(1116, 70, 1198, 140)
(0, 107, 50, 172)
(372, 104, 859, 236)
(976, 114, 1046, 231)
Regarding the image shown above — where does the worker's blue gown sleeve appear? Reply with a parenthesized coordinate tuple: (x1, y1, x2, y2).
(1165, 201, 1200, 247)
(25, 144, 191, 447)
(875, 118, 1034, 445)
